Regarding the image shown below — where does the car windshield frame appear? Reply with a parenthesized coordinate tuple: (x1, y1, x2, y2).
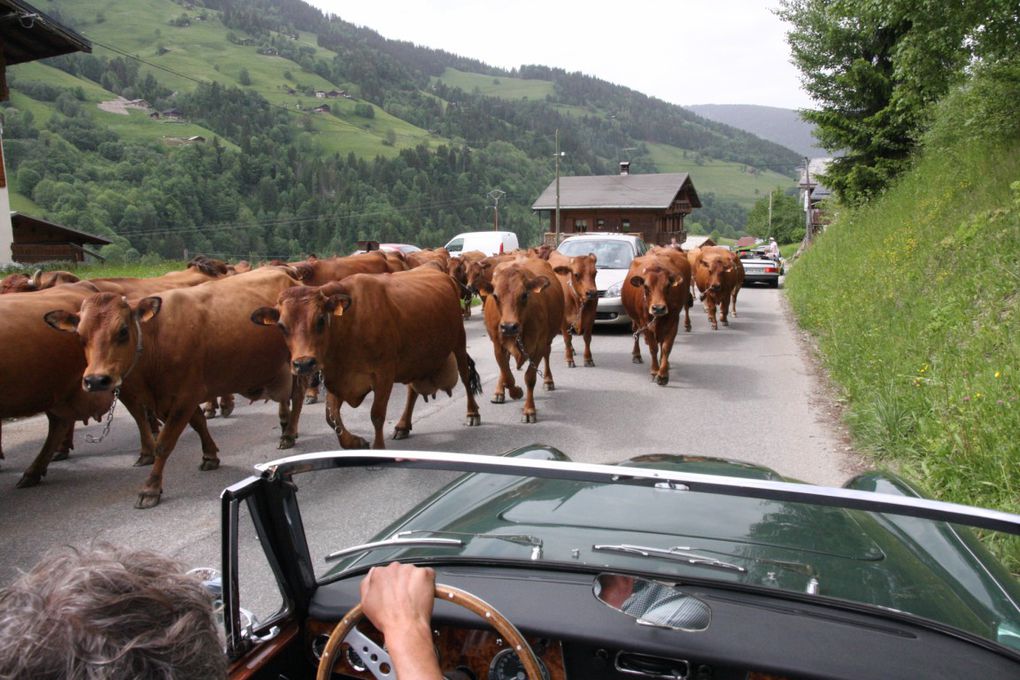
(557, 238, 636, 269)
(224, 450, 1020, 659)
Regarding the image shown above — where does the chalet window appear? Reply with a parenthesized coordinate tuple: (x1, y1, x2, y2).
(596, 219, 605, 228)
(621, 219, 631, 230)
(574, 219, 588, 233)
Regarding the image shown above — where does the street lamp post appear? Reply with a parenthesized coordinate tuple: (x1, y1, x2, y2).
(487, 189, 506, 231)
(554, 129, 565, 245)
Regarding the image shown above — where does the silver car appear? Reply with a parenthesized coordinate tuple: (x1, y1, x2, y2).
(557, 233, 648, 325)
(737, 248, 782, 288)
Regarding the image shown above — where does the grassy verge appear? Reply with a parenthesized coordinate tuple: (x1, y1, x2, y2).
(785, 140, 1020, 570)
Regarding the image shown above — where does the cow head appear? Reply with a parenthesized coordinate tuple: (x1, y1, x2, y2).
(44, 293, 161, 392)
(251, 283, 350, 376)
(465, 259, 494, 293)
(698, 250, 735, 294)
(629, 265, 680, 317)
(476, 263, 551, 337)
(1, 273, 34, 294)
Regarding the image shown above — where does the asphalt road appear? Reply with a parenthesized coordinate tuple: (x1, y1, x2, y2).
(0, 283, 862, 587)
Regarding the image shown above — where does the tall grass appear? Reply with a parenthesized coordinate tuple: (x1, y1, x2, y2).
(786, 66, 1020, 569)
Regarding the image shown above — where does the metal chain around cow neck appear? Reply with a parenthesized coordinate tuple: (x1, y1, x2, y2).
(85, 387, 120, 444)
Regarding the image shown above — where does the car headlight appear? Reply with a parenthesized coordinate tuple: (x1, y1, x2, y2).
(604, 281, 623, 298)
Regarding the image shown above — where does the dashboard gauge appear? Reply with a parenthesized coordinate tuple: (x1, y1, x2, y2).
(488, 647, 549, 680)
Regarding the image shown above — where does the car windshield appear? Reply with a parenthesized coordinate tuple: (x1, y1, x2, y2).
(253, 449, 1020, 653)
(558, 240, 634, 269)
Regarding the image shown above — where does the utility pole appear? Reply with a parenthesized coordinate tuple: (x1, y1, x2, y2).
(554, 129, 564, 245)
(487, 189, 505, 231)
(767, 189, 773, 237)
(802, 157, 812, 243)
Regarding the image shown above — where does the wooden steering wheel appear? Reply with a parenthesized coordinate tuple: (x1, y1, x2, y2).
(316, 583, 543, 679)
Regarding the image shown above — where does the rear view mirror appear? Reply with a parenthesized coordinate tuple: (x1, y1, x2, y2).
(593, 573, 711, 631)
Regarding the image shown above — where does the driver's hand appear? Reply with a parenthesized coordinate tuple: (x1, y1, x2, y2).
(360, 563, 442, 679)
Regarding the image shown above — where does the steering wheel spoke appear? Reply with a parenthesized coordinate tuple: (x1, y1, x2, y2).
(343, 625, 393, 678)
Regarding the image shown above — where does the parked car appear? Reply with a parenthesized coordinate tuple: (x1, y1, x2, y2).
(217, 446, 1020, 679)
(444, 231, 519, 257)
(736, 247, 782, 287)
(351, 241, 422, 255)
(557, 232, 648, 325)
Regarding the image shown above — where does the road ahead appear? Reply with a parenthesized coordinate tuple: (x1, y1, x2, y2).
(0, 285, 861, 585)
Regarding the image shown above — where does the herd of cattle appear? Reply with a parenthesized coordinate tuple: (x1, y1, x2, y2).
(0, 244, 744, 508)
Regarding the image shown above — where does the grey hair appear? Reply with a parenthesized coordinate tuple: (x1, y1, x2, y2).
(0, 544, 227, 680)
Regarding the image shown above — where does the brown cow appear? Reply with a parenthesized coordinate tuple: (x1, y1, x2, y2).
(477, 258, 564, 422)
(465, 253, 515, 296)
(692, 246, 739, 330)
(2, 282, 115, 488)
(251, 267, 482, 449)
(405, 248, 450, 271)
(450, 250, 486, 318)
(621, 249, 692, 386)
(44, 269, 305, 508)
(1, 270, 81, 294)
(547, 251, 599, 367)
(291, 251, 405, 286)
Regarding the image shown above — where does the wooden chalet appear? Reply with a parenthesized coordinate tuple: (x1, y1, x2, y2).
(531, 163, 700, 246)
(0, 0, 90, 264)
(10, 213, 111, 264)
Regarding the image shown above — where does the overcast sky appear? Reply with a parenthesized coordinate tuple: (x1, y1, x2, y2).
(307, 0, 814, 110)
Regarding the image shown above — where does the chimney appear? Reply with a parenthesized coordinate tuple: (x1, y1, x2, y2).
(619, 161, 630, 176)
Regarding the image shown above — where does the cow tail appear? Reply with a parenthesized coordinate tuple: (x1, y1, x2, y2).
(466, 354, 483, 395)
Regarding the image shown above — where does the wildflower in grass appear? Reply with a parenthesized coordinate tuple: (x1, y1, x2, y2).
(963, 396, 971, 402)
(994, 371, 1001, 378)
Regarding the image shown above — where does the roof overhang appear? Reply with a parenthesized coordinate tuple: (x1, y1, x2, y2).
(0, 0, 91, 65)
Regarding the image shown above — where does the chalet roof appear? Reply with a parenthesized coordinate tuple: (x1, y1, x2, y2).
(532, 172, 701, 211)
(12, 212, 112, 245)
(681, 235, 715, 251)
(0, 0, 91, 65)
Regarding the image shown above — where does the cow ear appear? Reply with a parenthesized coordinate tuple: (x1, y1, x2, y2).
(136, 297, 162, 323)
(552, 265, 571, 276)
(629, 275, 645, 288)
(325, 293, 352, 317)
(250, 307, 280, 326)
(530, 275, 551, 293)
(725, 266, 734, 273)
(671, 277, 681, 287)
(44, 310, 80, 333)
(588, 253, 597, 265)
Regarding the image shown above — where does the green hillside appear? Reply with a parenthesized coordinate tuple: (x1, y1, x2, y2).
(434, 68, 555, 100)
(786, 62, 1020, 569)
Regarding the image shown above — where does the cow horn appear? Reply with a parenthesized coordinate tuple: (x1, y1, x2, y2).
(31, 269, 43, 289)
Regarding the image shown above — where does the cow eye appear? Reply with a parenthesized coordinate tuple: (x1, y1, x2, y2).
(314, 314, 327, 333)
(277, 323, 289, 337)
(520, 292, 529, 303)
(116, 325, 129, 343)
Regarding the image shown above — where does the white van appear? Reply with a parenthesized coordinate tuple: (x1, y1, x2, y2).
(444, 231, 519, 257)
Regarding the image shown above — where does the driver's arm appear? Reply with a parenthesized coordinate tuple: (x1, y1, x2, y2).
(360, 562, 443, 680)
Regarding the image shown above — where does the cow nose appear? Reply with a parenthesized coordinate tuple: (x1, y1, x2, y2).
(585, 290, 598, 300)
(292, 357, 318, 374)
(650, 304, 667, 316)
(83, 375, 113, 392)
(710, 284, 722, 292)
(500, 322, 520, 336)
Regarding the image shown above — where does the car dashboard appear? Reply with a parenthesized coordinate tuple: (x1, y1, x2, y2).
(300, 564, 1020, 680)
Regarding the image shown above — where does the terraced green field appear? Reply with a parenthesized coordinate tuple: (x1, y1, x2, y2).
(434, 67, 555, 100)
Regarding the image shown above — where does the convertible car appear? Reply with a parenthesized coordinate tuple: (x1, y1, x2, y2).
(218, 446, 1020, 679)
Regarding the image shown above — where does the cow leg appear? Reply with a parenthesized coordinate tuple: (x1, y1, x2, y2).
(731, 288, 739, 318)
(305, 370, 322, 405)
(705, 296, 719, 331)
(0, 420, 4, 461)
(16, 413, 74, 488)
(369, 378, 395, 449)
(326, 392, 369, 449)
(188, 408, 220, 471)
(522, 361, 539, 423)
(137, 405, 192, 509)
(394, 385, 417, 439)
(645, 331, 661, 382)
(630, 321, 643, 364)
(542, 352, 555, 391)
(491, 345, 521, 403)
(582, 322, 595, 367)
(720, 293, 731, 327)
(562, 327, 576, 368)
(456, 350, 482, 427)
(656, 331, 678, 387)
(279, 375, 305, 449)
(52, 422, 75, 461)
(219, 394, 235, 417)
(202, 400, 218, 419)
(123, 399, 158, 467)
(684, 293, 693, 332)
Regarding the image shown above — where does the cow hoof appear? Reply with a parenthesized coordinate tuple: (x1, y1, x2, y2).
(134, 454, 155, 467)
(52, 449, 70, 462)
(567, 360, 576, 368)
(508, 386, 524, 400)
(656, 375, 669, 386)
(392, 428, 410, 440)
(220, 404, 234, 418)
(16, 473, 41, 489)
(304, 395, 318, 405)
(341, 436, 370, 449)
(585, 359, 595, 367)
(685, 325, 692, 333)
(522, 412, 537, 423)
(722, 320, 729, 326)
(135, 491, 162, 510)
(544, 382, 555, 391)
(199, 457, 220, 471)
(466, 414, 481, 426)
(491, 393, 506, 404)
(632, 356, 643, 364)
(278, 435, 296, 450)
